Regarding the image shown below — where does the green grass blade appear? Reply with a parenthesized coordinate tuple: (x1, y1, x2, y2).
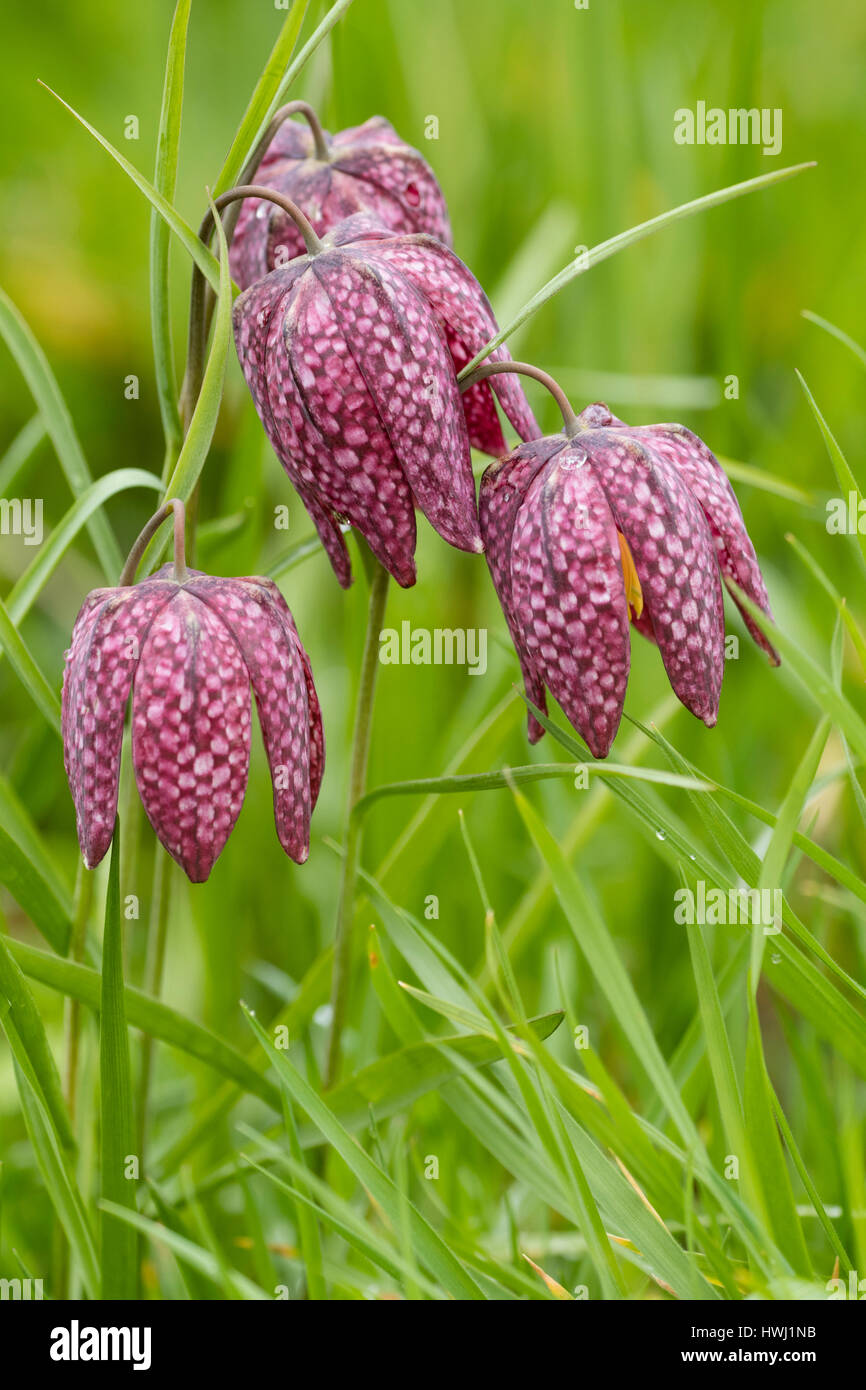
(802, 310, 866, 371)
(785, 532, 866, 671)
(458, 163, 815, 376)
(150, 0, 192, 461)
(1, 1004, 99, 1297)
(10, 938, 280, 1107)
(0, 414, 46, 494)
(0, 595, 62, 735)
(5, 469, 162, 628)
(268, 0, 358, 128)
(214, 0, 309, 194)
(0, 782, 72, 953)
(796, 369, 866, 573)
(39, 83, 220, 293)
(242, 1004, 486, 1300)
(0, 930, 75, 1150)
(744, 990, 812, 1277)
(99, 830, 138, 1298)
(354, 761, 711, 819)
(726, 581, 866, 762)
(99, 1202, 268, 1299)
(0, 288, 122, 577)
(281, 1095, 326, 1299)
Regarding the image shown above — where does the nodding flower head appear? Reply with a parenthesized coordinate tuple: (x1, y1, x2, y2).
(231, 201, 540, 589)
(473, 366, 778, 757)
(229, 105, 452, 290)
(61, 502, 323, 883)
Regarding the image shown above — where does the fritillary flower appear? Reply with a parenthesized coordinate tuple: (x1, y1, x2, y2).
(471, 364, 778, 757)
(61, 502, 323, 882)
(229, 103, 452, 289)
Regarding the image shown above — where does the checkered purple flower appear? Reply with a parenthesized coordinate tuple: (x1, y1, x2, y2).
(233, 213, 540, 588)
(229, 110, 452, 290)
(479, 399, 778, 757)
(62, 561, 323, 883)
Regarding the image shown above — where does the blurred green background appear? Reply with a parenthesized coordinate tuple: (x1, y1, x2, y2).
(1, 0, 865, 1297)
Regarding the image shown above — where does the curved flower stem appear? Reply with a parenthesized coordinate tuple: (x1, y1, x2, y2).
(179, 183, 323, 435)
(324, 552, 390, 1088)
(119, 498, 187, 586)
(460, 359, 580, 437)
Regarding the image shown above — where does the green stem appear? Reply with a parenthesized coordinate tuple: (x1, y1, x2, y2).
(460, 359, 579, 436)
(119, 498, 187, 586)
(136, 848, 172, 1162)
(324, 553, 389, 1088)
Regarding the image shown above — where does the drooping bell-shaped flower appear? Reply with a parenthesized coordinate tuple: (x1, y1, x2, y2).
(229, 194, 540, 588)
(229, 103, 452, 290)
(61, 502, 323, 882)
(472, 365, 778, 757)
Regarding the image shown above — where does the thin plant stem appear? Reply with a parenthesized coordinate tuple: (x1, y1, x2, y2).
(136, 848, 173, 1162)
(324, 552, 389, 1087)
(460, 359, 579, 436)
(64, 860, 94, 1126)
(119, 498, 187, 586)
(178, 183, 322, 435)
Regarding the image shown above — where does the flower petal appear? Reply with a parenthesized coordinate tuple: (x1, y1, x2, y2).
(587, 432, 725, 726)
(188, 577, 319, 863)
(363, 235, 541, 448)
(636, 423, 779, 664)
(131, 591, 252, 882)
(62, 580, 176, 869)
(234, 269, 353, 587)
(479, 437, 567, 741)
(277, 262, 421, 584)
(510, 446, 631, 757)
(314, 253, 481, 555)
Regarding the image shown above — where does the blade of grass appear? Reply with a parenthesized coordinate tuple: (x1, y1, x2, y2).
(281, 1094, 326, 1299)
(99, 829, 137, 1299)
(214, 0, 309, 194)
(0, 595, 62, 735)
(0, 930, 75, 1151)
(38, 83, 220, 293)
(99, 1202, 268, 1299)
(0, 414, 46, 495)
(458, 163, 815, 376)
(10, 938, 280, 1107)
(242, 1003, 486, 1300)
(150, 0, 192, 463)
(795, 369, 866, 573)
(0, 288, 121, 577)
(802, 310, 866, 372)
(1, 1004, 99, 1297)
(5, 469, 162, 628)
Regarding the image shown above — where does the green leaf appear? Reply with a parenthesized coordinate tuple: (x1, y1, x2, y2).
(150, 0, 192, 461)
(795, 369, 866, 573)
(39, 83, 220, 294)
(4, 469, 162, 629)
(752, 717, 830, 986)
(744, 990, 812, 1276)
(802, 310, 866, 372)
(785, 532, 866, 672)
(458, 163, 815, 377)
(726, 580, 866, 763)
(0, 595, 62, 735)
(99, 830, 138, 1299)
(10, 938, 280, 1108)
(0, 414, 46, 495)
(0, 776, 72, 952)
(718, 456, 814, 506)
(0, 930, 75, 1150)
(242, 1004, 486, 1300)
(354, 761, 712, 820)
(1, 1002, 99, 1297)
(99, 1201, 268, 1299)
(155, 194, 233, 537)
(280, 1096, 326, 1299)
(0, 288, 121, 578)
(214, 0, 309, 194)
